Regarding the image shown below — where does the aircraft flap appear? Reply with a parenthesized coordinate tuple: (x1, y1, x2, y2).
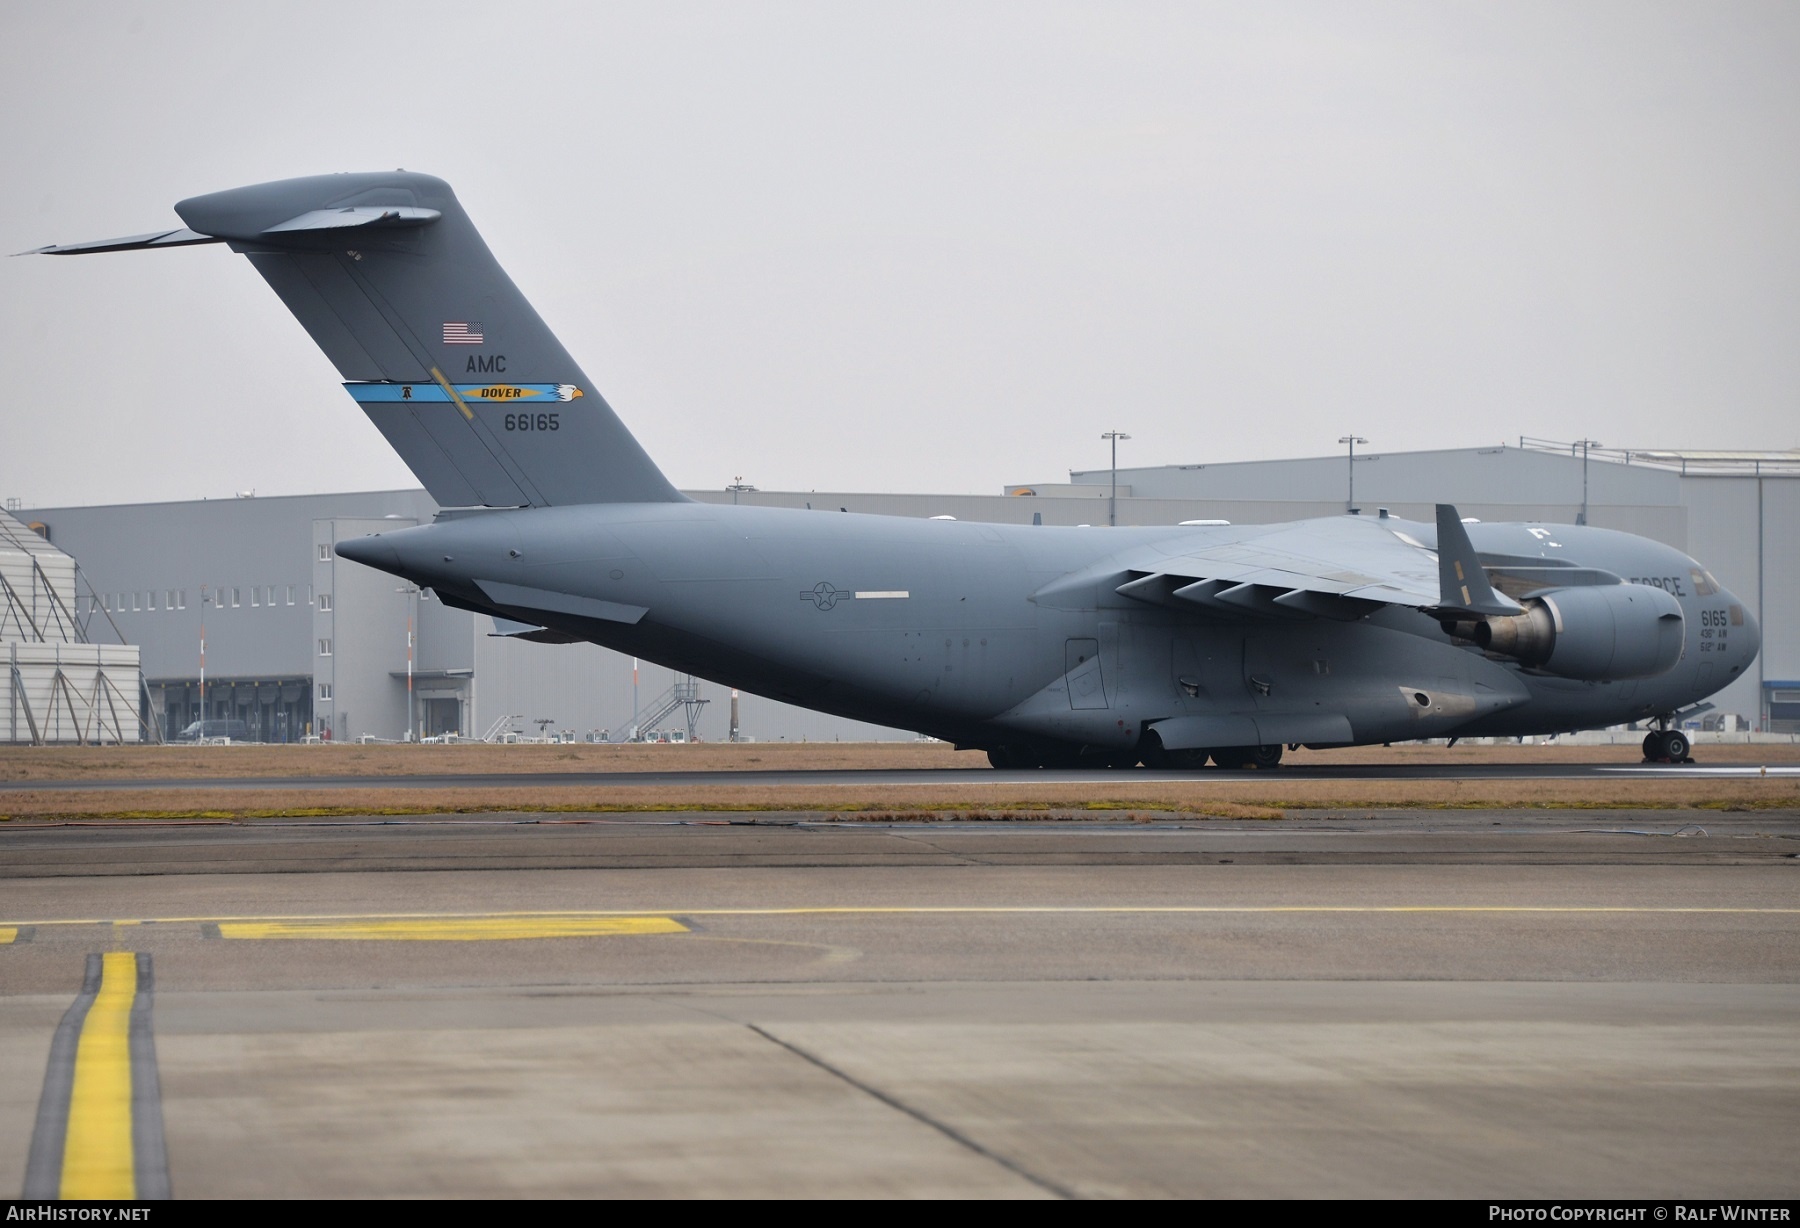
(1115, 514, 1443, 618)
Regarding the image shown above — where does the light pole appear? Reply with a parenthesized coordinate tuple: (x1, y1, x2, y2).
(1338, 436, 1367, 513)
(397, 584, 421, 741)
(1573, 439, 1601, 526)
(198, 585, 209, 730)
(726, 477, 757, 505)
(1101, 431, 1131, 527)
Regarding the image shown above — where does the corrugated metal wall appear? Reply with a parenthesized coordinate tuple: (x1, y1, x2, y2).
(3, 509, 145, 744)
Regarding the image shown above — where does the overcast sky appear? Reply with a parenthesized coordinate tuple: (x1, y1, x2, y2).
(3, 2, 1797, 508)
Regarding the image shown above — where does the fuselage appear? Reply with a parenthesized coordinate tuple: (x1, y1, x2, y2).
(337, 502, 1759, 754)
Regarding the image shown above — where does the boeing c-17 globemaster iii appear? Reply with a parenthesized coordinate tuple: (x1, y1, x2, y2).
(30, 172, 1761, 767)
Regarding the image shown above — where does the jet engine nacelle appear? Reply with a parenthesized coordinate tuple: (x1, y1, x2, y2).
(1468, 585, 1685, 681)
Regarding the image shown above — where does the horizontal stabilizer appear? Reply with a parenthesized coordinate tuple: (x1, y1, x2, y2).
(489, 615, 582, 644)
(19, 228, 221, 256)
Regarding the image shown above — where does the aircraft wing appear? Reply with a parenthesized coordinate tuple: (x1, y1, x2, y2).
(1111, 506, 1522, 622)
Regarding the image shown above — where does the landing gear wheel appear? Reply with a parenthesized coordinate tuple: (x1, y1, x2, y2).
(1213, 745, 1282, 769)
(1642, 729, 1692, 763)
(988, 746, 1040, 770)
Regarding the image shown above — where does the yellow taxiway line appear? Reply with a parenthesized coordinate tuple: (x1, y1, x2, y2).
(217, 915, 687, 941)
(57, 953, 140, 1200)
(24, 952, 171, 1201)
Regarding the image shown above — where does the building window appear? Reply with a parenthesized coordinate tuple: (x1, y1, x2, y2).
(318, 682, 332, 701)
(250, 588, 259, 606)
(318, 544, 331, 562)
(148, 592, 157, 611)
(178, 590, 186, 609)
(287, 585, 295, 606)
(319, 638, 332, 656)
(231, 588, 240, 607)
(132, 593, 140, 611)
(319, 593, 332, 612)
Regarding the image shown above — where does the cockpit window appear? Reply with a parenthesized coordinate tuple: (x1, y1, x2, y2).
(1691, 569, 1719, 596)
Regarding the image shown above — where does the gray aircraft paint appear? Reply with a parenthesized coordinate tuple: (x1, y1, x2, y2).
(36, 173, 1762, 764)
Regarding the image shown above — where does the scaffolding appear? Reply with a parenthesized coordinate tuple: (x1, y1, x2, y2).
(2, 510, 150, 744)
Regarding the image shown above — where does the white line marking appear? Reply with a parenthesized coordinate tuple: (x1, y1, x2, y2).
(1598, 765, 1800, 776)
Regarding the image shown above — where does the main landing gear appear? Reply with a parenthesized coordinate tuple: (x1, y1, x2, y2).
(1138, 743, 1284, 770)
(987, 743, 1287, 770)
(1641, 725, 1692, 764)
(1206, 744, 1285, 770)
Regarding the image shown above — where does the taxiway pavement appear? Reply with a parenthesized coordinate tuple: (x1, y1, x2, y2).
(2, 814, 1796, 1198)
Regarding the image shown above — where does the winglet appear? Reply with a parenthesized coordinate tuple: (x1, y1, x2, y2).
(1434, 504, 1521, 617)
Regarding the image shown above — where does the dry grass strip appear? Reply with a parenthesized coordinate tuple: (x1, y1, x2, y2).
(0, 741, 984, 781)
(2, 775, 1795, 823)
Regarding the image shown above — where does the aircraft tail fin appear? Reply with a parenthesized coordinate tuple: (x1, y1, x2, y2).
(40, 172, 682, 509)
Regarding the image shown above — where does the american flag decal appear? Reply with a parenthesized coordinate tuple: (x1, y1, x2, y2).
(442, 321, 484, 345)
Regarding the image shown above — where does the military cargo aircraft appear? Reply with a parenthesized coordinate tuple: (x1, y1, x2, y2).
(30, 172, 1761, 767)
